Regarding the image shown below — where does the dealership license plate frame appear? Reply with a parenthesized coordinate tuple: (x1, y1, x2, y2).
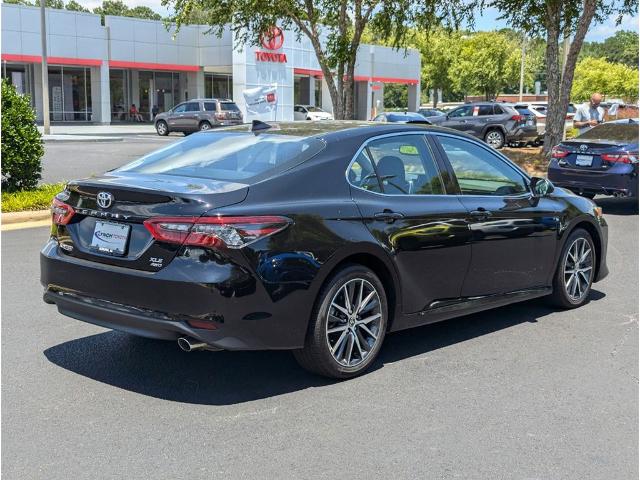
(90, 221, 131, 256)
(576, 155, 593, 167)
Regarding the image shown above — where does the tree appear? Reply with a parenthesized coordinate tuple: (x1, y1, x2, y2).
(572, 57, 639, 102)
(127, 6, 163, 21)
(1, 80, 44, 192)
(384, 83, 408, 108)
(581, 30, 639, 67)
(65, 0, 89, 12)
(450, 31, 527, 100)
(93, 0, 129, 23)
(162, 0, 474, 119)
(486, 0, 638, 155)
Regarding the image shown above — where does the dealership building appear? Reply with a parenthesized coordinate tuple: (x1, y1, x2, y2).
(1, 3, 421, 124)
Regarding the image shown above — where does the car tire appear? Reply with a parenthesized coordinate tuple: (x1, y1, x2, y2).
(484, 129, 505, 149)
(199, 121, 212, 131)
(548, 228, 596, 309)
(155, 120, 169, 136)
(293, 264, 388, 379)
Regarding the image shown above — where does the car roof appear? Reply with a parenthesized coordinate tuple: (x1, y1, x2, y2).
(216, 120, 474, 142)
(187, 98, 235, 102)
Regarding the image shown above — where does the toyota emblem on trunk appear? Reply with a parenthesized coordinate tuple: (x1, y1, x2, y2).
(579, 144, 589, 152)
(97, 191, 114, 209)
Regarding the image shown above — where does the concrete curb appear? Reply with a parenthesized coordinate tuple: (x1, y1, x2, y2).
(43, 135, 124, 143)
(2, 209, 50, 225)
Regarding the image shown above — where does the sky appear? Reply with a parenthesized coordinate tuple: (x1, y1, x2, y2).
(78, 0, 638, 42)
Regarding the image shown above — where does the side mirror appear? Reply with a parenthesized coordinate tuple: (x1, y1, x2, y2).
(530, 177, 554, 197)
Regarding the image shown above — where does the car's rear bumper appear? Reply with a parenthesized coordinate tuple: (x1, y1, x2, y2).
(548, 164, 638, 197)
(506, 127, 539, 142)
(40, 239, 307, 350)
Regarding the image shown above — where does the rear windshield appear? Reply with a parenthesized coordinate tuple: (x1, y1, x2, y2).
(116, 132, 325, 182)
(387, 112, 425, 121)
(515, 107, 534, 116)
(220, 102, 240, 112)
(577, 123, 639, 142)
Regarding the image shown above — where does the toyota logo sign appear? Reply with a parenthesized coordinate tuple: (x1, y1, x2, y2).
(96, 191, 114, 209)
(579, 144, 589, 153)
(260, 26, 284, 50)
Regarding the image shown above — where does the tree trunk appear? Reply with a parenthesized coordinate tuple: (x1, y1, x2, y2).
(543, 0, 597, 155)
(542, 3, 562, 155)
(344, 60, 356, 119)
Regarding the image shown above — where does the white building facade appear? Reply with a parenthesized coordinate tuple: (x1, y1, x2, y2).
(1, 3, 421, 124)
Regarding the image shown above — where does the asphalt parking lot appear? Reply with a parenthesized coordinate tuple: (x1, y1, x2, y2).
(41, 135, 181, 184)
(1, 195, 637, 479)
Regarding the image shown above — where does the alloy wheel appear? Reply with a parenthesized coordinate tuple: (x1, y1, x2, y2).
(200, 122, 211, 131)
(325, 278, 382, 368)
(563, 237, 593, 302)
(156, 122, 167, 135)
(485, 130, 503, 148)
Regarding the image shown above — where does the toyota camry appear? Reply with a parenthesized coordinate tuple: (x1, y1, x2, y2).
(41, 121, 608, 378)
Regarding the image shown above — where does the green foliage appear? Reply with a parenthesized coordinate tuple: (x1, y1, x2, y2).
(383, 84, 408, 108)
(1, 182, 66, 212)
(571, 57, 639, 102)
(581, 30, 640, 68)
(127, 6, 162, 21)
(64, 0, 89, 12)
(450, 31, 531, 99)
(1, 80, 44, 193)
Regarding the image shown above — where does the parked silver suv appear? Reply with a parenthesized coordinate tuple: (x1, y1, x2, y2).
(154, 99, 243, 135)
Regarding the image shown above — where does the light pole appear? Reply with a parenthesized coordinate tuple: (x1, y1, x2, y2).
(40, 0, 50, 134)
(518, 34, 526, 102)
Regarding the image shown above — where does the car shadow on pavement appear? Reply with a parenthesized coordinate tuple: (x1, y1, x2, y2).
(595, 197, 638, 216)
(43, 290, 605, 406)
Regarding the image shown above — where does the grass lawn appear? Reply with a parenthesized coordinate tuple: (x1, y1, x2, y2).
(1, 182, 66, 213)
(502, 147, 548, 177)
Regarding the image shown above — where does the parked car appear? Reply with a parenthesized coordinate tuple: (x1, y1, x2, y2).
(154, 99, 243, 135)
(514, 102, 576, 135)
(294, 105, 334, 121)
(417, 107, 446, 119)
(42, 121, 608, 379)
(371, 111, 430, 123)
(548, 118, 639, 199)
(427, 102, 538, 149)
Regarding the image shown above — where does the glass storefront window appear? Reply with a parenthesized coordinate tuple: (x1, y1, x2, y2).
(314, 78, 322, 107)
(110, 69, 129, 121)
(48, 65, 91, 122)
(205, 74, 232, 99)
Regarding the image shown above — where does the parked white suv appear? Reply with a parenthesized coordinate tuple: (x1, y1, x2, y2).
(294, 105, 334, 121)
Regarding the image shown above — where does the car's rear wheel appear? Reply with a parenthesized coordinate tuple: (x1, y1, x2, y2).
(155, 120, 168, 136)
(549, 228, 595, 308)
(293, 265, 387, 379)
(484, 129, 505, 149)
(199, 121, 212, 131)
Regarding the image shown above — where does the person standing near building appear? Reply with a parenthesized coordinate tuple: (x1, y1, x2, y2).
(573, 93, 605, 134)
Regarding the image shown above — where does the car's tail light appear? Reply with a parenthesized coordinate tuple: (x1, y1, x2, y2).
(215, 113, 226, 120)
(51, 198, 75, 225)
(551, 146, 569, 158)
(601, 152, 638, 164)
(510, 115, 524, 122)
(143, 215, 292, 249)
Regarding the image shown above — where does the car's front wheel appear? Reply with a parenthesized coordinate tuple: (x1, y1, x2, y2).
(484, 129, 505, 149)
(155, 120, 169, 136)
(293, 265, 387, 379)
(549, 228, 596, 308)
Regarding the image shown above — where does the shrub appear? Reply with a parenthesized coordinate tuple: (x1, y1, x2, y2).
(1, 182, 66, 212)
(1, 79, 44, 192)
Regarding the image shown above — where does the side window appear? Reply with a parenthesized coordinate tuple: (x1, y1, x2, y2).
(348, 150, 382, 193)
(185, 102, 200, 112)
(373, 114, 385, 122)
(493, 105, 505, 115)
(365, 135, 444, 195)
(477, 105, 493, 116)
(437, 136, 528, 196)
(204, 102, 217, 112)
(448, 106, 473, 118)
(172, 103, 186, 113)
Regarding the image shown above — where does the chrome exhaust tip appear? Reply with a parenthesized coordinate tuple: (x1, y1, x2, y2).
(178, 337, 209, 352)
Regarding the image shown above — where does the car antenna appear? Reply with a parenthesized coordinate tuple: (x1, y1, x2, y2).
(251, 119, 273, 134)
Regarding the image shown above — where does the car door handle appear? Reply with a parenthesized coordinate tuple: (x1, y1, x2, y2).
(470, 208, 492, 219)
(374, 210, 405, 223)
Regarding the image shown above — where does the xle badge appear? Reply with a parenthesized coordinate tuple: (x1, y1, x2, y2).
(149, 257, 164, 268)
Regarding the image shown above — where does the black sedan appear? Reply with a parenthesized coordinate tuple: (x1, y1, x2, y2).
(548, 119, 639, 199)
(41, 121, 609, 378)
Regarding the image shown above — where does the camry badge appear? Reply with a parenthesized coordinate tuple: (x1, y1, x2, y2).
(96, 191, 114, 209)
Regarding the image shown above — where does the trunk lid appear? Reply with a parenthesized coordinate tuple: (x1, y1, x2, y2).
(54, 172, 248, 271)
(558, 139, 629, 170)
